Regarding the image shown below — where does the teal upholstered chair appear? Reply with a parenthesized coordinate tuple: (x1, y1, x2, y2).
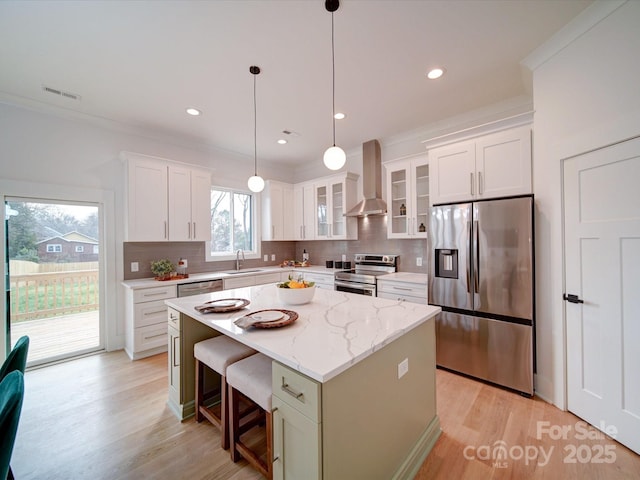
(0, 371, 25, 480)
(0, 336, 29, 480)
(0, 336, 30, 381)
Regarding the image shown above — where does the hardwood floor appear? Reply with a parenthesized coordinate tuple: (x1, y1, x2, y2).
(11, 351, 640, 479)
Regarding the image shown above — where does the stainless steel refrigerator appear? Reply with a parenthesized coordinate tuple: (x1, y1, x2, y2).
(428, 195, 534, 396)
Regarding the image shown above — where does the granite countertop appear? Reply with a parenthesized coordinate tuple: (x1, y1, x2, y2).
(165, 284, 440, 383)
(122, 265, 338, 289)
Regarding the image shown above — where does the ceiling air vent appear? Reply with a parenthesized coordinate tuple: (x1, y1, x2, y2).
(42, 85, 81, 101)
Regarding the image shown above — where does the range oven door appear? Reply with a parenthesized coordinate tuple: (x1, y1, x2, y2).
(334, 280, 376, 297)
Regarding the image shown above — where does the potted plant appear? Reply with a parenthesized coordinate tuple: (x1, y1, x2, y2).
(151, 259, 175, 280)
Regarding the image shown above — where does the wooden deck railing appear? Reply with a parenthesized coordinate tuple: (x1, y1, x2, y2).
(10, 270, 99, 322)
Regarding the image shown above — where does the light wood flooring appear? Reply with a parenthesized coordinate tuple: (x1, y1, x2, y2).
(11, 351, 640, 480)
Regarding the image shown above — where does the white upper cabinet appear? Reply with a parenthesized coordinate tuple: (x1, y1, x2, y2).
(428, 124, 532, 205)
(385, 154, 429, 239)
(168, 165, 212, 241)
(127, 156, 169, 241)
(293, 182, 315, 241)
(262, 180, 295, 241)
(124, 153, 211, 242)
(314, 172, 358, 240)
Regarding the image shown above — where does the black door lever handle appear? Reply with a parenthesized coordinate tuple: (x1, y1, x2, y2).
(563, 293, 584, 304)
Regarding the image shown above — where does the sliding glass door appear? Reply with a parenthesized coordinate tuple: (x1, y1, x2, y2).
(5, 198, 103, 366)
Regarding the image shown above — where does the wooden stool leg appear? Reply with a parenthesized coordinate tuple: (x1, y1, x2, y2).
(220, 376, 229, 450)
(195, 359, 204, 423)
(229, 386, 241, 463)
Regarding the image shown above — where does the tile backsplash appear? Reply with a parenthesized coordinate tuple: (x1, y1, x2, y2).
(123, 215, 427, 280)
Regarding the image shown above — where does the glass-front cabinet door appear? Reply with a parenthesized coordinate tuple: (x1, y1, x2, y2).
(316, 184, 328, 238)
(314, 173, 358, 240)
(331, 181, 344, 237)
(385, 155, 429, 239)
(388, 164, 409, 237)
(414, 161, 429, 237)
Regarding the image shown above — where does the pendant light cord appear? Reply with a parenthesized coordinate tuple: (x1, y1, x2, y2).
(253, 71, 258, 176)
(331, 10, 336, 147)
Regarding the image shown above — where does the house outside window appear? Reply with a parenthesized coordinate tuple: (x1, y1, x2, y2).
(75, 245, 84, 253)
(207, 187, 258, 261)
(46, 244, 62, 253)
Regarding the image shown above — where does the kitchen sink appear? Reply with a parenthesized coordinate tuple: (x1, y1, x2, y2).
(225, 269, 263, 275)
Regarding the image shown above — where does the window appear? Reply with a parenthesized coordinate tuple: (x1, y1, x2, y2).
(75, 245, 84, 253)
(46, 244, 62, 253)
(93, 245, 99, 254)
(207, 187, 258, 260)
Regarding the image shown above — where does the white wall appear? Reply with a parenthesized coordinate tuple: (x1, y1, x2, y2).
(529, 0, 640, 406)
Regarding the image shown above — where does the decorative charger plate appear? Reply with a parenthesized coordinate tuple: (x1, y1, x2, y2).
(194, 298, 250, 314)
(234, 309, 298, 329)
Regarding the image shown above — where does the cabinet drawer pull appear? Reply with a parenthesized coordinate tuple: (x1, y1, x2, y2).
(281, 383, 304, 400)
(143, 291, 169, 298)
(173, 337, 180, 367)
(478, 171, 483, 195)
(392, 286, 412, 291)
(145, 332, 166, 340)
(470, 172, 474, 195)
(193, 222, 196, 238)
(164, 221, 168, 239)
(144, 309, 166, 316)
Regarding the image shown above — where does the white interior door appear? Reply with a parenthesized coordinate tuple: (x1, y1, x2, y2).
(563, 136, 640, 455)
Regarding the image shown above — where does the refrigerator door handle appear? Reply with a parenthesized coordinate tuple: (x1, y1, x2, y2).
(473, 220, 480, 294)
(466, 220, 472, 293)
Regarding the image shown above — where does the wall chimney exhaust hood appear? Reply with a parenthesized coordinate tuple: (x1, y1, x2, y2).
(345, 139, 387, 217)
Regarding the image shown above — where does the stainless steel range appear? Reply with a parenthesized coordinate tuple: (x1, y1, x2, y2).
(334, 254, 398, 296)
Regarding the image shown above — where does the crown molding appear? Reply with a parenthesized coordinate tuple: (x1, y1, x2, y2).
(522, 0, 627, 71)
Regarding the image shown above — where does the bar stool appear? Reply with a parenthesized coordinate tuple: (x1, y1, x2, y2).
(226, 353, 273, 480)
(194, 336, 257, 450)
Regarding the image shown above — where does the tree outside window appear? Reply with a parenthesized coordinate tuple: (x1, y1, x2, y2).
(210, 188, 255, 257)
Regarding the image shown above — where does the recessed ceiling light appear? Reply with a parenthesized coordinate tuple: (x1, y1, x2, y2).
(334, 112, 346, 120)
(186, 107, 201, 116)
(277, 139, 287, 145)
(426, 68, 445, 80)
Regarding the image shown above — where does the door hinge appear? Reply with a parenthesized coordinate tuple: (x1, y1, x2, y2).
(563, 293, 584, 304)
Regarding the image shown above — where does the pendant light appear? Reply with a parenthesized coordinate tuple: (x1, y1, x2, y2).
(247, 65, 265, 193)
(323, 0, 346, 171)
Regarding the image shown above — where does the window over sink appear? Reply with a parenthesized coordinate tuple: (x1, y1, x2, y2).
(206, 187, 259, 261)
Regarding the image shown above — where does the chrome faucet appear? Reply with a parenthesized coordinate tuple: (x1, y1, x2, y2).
(236, 249, 245, 271)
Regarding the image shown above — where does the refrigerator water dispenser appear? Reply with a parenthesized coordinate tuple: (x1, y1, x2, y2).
(435, 249, 458, 279)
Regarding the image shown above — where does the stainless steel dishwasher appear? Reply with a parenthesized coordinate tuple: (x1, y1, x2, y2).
(177, 279, 223, 297)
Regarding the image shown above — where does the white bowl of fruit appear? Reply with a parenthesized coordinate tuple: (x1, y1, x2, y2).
(277, 276, 316, 305)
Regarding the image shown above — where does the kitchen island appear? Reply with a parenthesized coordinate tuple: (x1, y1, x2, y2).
(166, 284, 441, 479)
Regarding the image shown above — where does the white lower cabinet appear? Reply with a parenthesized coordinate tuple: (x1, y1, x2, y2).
(125, 284, 177, 359)
(272, 362, 322, 480)
(377, 277, 428, 304)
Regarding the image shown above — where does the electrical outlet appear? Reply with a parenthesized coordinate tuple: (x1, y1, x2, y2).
(263, 254, 268, 262)
(398, 358, 409, 379)
(131, 262, 139, 272)
(271, 254, 276, 261)
(416, 257, 422, 267)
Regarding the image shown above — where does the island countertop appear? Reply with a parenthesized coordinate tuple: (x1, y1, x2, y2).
(165, 283, 440, 383)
